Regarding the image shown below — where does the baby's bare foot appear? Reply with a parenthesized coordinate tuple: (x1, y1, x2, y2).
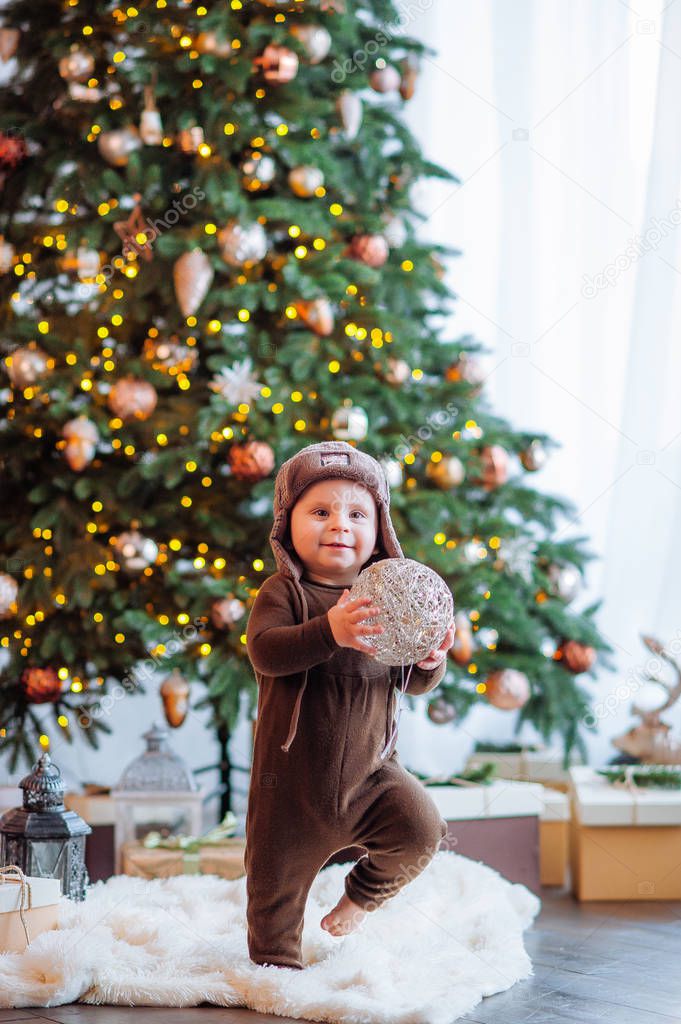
(320, 893, 367, 937)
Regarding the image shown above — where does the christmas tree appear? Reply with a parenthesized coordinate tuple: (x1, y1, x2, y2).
(0, 0, 612, 790)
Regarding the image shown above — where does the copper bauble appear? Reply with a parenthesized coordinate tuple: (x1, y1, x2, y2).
(6, 345, 51, 388)
(160, 670, 190, 728)
(142, 336, 198, 375)
(427, 697, 456, 725)
(399, 57, 419, 100)
(0, 28, 20, 62)
(173, 249, 214, 317)
(108, 377, 158, 422)
(348, 233, 389, 268)
(385, 358, 410, 385)
(426, 455, 465, 490)
(211, 597, 246, 629)
(21, 666, 62, 704)
(288, 165, 324, 197)
(444, 355, 486, 395)
(62, 416, 99, 471)
(0, 572, 18, 618)
(485, 668, 530, 710)
(450, 614, 473, 665)
(295, 297, 334, 336)
(228, 441, 275, 482)
(559, 639, 596, 674)
(254, 44, 299, 84)
(519, 439, 548, 472)
(369, 65, 401, 93)
(177, 126, 204, 154)
(471, 444, 508, 490)
(58, 47, 95, 82)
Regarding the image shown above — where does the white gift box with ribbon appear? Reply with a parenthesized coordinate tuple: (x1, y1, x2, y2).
(465, 746, 582, 787)
(570, 766, 681, 826)
(0, 866, 61, 953)
(425, 777, 548, 820)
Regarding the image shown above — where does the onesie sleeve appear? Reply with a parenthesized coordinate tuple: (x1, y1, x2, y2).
(246, 574, 340, 677)
(391, 658, 447, 696)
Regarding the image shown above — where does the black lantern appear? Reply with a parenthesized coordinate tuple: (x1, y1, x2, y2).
(0, 752, 91, 900)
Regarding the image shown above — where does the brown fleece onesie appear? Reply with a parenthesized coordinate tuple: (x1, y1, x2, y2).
(244, 441, 450, 970)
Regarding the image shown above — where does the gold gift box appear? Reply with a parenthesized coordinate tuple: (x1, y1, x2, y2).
(121, 838, 246, 880)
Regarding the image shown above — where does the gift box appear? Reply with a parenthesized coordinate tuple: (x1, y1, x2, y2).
(570, 766, 681, 900)
(465, 744, 582, 791)
(121, 838, 246, 880)
(420, 778, 547, 893)
(65, 789, 115, 883)
(0, 865, 61, 953)
(537, 787, 570, 886)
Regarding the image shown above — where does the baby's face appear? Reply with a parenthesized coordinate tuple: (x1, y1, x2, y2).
(289, 478, 379, 585)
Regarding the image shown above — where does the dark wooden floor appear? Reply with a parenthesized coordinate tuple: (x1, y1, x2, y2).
(3, 886, 681, 1024)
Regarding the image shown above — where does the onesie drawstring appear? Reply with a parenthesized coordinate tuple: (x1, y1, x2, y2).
(280, 583, 310, 752)
(379, 661, 414, 759)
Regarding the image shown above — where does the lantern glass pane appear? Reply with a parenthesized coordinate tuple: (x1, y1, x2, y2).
(28, 840, 67, 878)
(129, 802, 193, 842)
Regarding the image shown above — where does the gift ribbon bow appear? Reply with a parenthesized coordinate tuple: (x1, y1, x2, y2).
(609, 765, 642, 825)
(142, 811, 238, 854)
(0, 865, 33, 946)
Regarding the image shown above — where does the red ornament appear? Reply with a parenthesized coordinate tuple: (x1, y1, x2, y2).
(558, 639, 596, 674)
(228, 440, 275, 482)
(0, 131, 27, 171)
(21, 666, 62, 704)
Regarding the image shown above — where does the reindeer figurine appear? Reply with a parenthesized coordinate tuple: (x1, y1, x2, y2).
(612, 634, 681, 764)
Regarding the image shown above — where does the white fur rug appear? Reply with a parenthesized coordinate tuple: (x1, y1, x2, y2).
(0, 851, 540, 1024)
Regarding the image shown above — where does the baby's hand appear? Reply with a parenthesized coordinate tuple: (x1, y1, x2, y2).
(416, 620, 456, 670)
(327, 589, 384, 655)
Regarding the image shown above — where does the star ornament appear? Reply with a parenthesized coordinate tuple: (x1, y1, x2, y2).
(113, 199, 155, 262)
(209, 358, 264, 406)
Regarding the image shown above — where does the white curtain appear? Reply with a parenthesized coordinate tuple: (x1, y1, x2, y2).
(399, 0, 681, 772)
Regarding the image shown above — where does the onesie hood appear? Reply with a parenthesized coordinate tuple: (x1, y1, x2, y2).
(265, 440, 404, 753)
(269, 439, 404, 583)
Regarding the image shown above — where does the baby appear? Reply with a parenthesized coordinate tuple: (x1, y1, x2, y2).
(244, 440, 455, 969)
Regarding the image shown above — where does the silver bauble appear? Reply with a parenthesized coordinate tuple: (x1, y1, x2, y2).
(241, 153, 276, 190)
(348, 557, 454, 666)
(58, 47, 95, 82)
(290, 23, 332, 64)
(114, 530, 159, 574)
(7, 346, 50, 388)
(0, 573, 18, 617)
(218, 221, 268, 266)
(288, 165, 324, 197)
(331, 403, 368, 441)
(98, 127, 141, 167)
